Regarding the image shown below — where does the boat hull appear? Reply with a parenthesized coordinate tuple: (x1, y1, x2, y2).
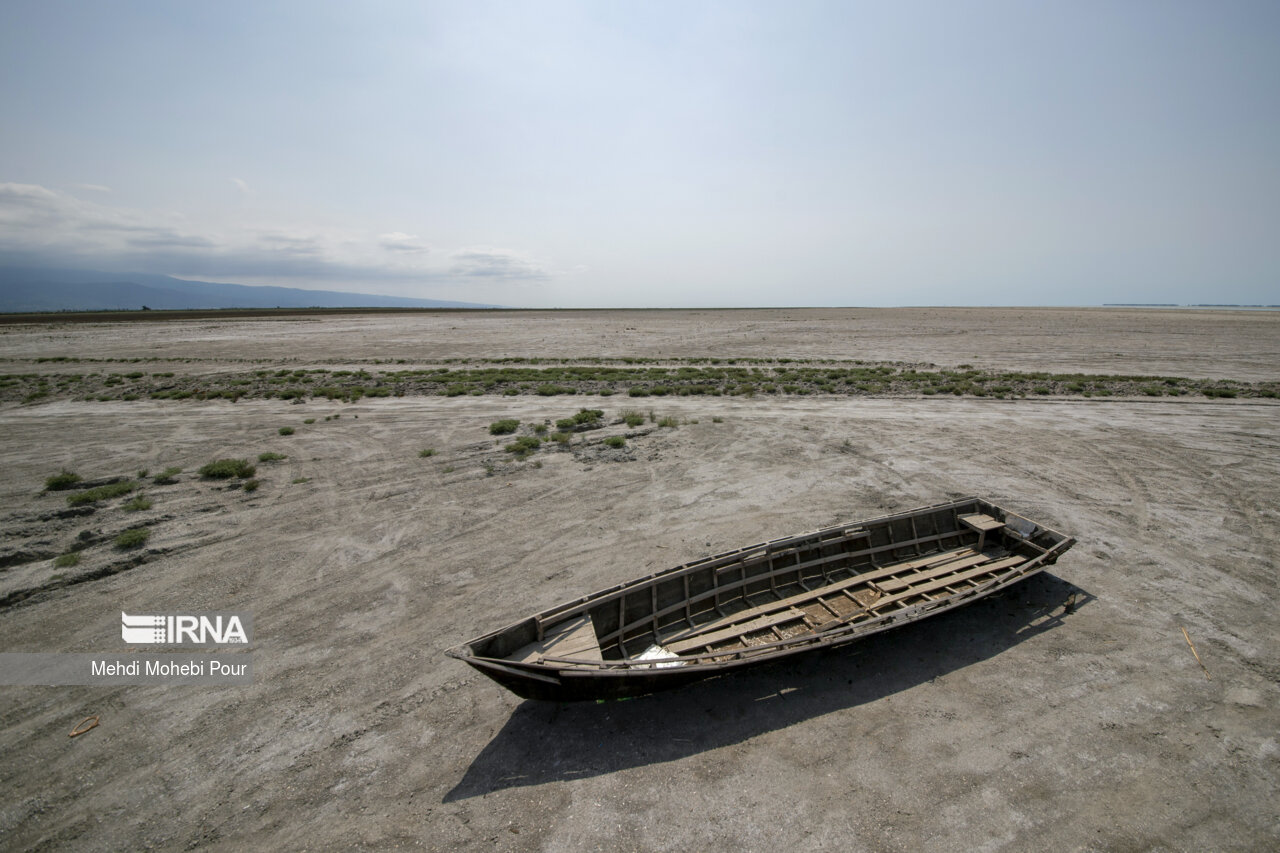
(448, 498, 1075, 701)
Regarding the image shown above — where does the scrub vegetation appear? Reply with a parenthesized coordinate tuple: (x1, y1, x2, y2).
(4, 358, 1275, 404)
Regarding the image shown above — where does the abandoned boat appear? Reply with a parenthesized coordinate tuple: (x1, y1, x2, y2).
(447, 497, 1075, 701)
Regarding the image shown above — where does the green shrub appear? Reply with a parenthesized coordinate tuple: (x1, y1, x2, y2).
(153, 466, 182, 485)
(604, 435, 626, 449)
(199, 459, 256, 479)
(243, 479, 260, 493)
(489, 419, 520, 435)
(278, 426, 295, 436)
(54, 552, 80, 568)
(418, 448, 437, 457)
(551, 431, 571, 444)
(303, 418, 316, 424)
(114, 527, 149, 549)
(123, 495, 152, 511)
(67, 481, 136, 506)
(505, 436, 542, 458)
(621, 409, 645, 427)
(258, 452, 288, 462)
(45, 470, 82, 491)
(712, 416, 724, 423)
(137, 469, 149, 479)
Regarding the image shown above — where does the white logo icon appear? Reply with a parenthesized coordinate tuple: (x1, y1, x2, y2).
(121, 612, 166, 644)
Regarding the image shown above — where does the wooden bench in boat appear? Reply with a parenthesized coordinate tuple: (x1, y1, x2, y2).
(958, 513, 1004, 550)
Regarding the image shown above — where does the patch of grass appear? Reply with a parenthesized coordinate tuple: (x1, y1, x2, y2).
(604, 435, 626, 449)
(45, 470, 82, 491)
(198, 459, 256, 479)
(54, 552, 80, 568)
(243, 479, 260, 492)
(551, 431, 571, 445)
(278, 426, 295, 435)
(712, 416, 724, 423)
(657, 416, 679, 428)
(505, 435, 542, 458)
(258, 452, 288, 462)
(67, 480, 136, 506)
(114, 527, 150, 549)
(123, 495, 152, 511)
(137, 469, 149, 479)
(489, 418, 520, 435)
(620, 409, 645, 427)
(303, 418, 316, 424)
(292, 477, 311, 484)
(153, 466, 182, 485)
(418, 448, 437, 457)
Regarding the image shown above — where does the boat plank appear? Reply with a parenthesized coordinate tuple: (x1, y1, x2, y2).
(875, 550, 1002, 592)
(659, 546, 981, 645)
(872, 556, 1025, 610)
(514, 614, 603, 663)
(666, 608, 806, 654)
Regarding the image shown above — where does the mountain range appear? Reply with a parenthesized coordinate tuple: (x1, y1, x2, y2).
(0, 266, 497, 312)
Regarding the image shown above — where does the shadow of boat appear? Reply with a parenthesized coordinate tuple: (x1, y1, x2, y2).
(444, 571, 1091, 801)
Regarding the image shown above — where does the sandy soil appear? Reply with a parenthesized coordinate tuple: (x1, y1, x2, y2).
(1, 309, 1278, 851)
(3, 306, 1279, 379)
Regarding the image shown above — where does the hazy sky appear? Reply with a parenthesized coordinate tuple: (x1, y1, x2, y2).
(1, 1, 1277, 307)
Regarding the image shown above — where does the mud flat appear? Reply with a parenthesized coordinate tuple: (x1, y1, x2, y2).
(1, 308, 1278, 850)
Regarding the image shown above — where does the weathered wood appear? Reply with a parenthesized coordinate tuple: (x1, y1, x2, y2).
(874, 550, 1000, 593)
(960, 512, 1005, 550)
(871, 556, 1024, 610)
(447, 498, 1077, 701)
(516, 614, 603, 664)
(666, 608, 806, 654)
(657, 546, 980, 645)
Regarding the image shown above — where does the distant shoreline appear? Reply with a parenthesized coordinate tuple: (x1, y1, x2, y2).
(2, 303, 1279, 324)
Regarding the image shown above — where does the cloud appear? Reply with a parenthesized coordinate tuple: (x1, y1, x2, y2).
(0, 182, 217, 255)
(450, 247, 547, 280)
(0, 181, 552, 290)
(379, 232, 430, 254)
(258, 232, 324, 256)
(231, 178, 251, 195)
(73, 183, 112, 193)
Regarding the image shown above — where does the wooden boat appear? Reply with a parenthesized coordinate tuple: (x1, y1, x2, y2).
(447, 497, 1075, 701)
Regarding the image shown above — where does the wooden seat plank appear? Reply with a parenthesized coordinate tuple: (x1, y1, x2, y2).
(959, 513, 1004, 532)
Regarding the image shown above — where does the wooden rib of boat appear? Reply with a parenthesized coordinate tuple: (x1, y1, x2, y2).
(447, 497, 1075, 701)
